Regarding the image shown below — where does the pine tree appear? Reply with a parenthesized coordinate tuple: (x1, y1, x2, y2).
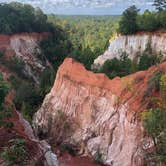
(118, 5, 140, 34)
(153, 0, 166, 11)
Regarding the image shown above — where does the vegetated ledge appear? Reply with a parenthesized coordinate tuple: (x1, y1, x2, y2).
(125, 29, 166, 36)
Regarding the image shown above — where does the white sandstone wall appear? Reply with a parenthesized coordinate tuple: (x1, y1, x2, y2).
(94, 33, 166, 68)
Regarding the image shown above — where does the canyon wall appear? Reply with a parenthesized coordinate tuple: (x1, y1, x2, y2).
(0, 92, 58, 166)
(33, 58, 166, 166)
(93, 31, 166, 68)
(0, 32, 49, 83)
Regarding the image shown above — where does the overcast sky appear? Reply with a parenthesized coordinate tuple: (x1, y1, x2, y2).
(0, 0, 155, 15)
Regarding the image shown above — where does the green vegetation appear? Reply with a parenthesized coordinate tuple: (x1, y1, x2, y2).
(0, 2, 54, 34)
(119, 5, 139, 35)
(0, 74, 9, 105)
(98, 42, 162, 79)
(60, 143, 77, 156)
(0, 73, 13, 129)
(119, 4, 166, 35)
(13, 79, 43, 123)
(39, 33, 71, 70)
(99, 52, 132, 79)
(94, 149, 104, 165)
(138, 41, 162, 71)
(0, 1, 165, 139)
(144, 71, 163, 97)
(38, 15, 119, 106)
(0, 2, 72, 122)
(48, 15, 119, 69)
(143, 107, 166, 164)
(1, 138, 27, 166)
(2, 57, 27, 79)
(39, 68, 55, 95)
(160, 74, 166, 102)
(142, 72, 166, 164)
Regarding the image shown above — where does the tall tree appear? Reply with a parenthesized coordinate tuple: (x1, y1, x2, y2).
(153, 0, 166, 11)
(118, 5, 140, 35)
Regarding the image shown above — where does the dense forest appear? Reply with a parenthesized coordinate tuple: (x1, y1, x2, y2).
(0, 2, 54, 34)
(47, 15, 119, 69)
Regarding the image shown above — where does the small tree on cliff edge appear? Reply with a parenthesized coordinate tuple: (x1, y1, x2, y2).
(119, 5, 140, 35)
(153, 0, 166, 11)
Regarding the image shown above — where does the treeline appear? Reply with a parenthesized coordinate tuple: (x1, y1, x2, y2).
(119, 5, 166, 35)
(0, 2, 54, 34)
(48, 15, 119, 69)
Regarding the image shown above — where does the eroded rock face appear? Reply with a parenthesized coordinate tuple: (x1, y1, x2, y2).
(93, 31, 166, 68)
(0, 91, 58, 166)
(33, 58, 166, 166)
(0, 32, 49, 83)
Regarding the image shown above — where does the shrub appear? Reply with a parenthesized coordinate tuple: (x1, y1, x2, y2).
(0, 51, 4, 58)
(144, 71, 163, 97)
(14, 82, 43, 122)
(0, 73, 9, 105)
(39, 68, 55, 96)
(46, 110, 72, 147)
(9, 57, 25, 74)
(0, 106, 13, 129)
(2, 57, 26, 79)
(0, 73, 13, 129)
(160, 73, 166, 103)
(60, 143, 77, 156)
(100, 52, 132, 79)
(138, 41, 162, 71)
(94, 149, 104, 165)
(1, 138, 28, 166)
(142, 108, 166, 164)
(138, 53, 161, 70)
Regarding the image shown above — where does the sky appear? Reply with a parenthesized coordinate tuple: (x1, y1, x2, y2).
(0, 0, 155, 15)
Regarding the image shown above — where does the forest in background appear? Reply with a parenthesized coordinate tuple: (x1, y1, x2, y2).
(47, 15, 119, 69)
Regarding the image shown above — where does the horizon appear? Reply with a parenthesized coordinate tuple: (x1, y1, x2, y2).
(0, 0, 155, 15)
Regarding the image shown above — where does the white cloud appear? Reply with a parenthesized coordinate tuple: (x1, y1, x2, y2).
(0, 0, 155, 14)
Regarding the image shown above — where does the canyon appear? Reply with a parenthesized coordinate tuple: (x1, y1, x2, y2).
(93, 30, 166, 68)
(0, 30, 165, 166)
(33, 58, 166, 166)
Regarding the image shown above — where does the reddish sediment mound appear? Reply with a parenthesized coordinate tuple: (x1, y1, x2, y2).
(34, 58, 166, 166)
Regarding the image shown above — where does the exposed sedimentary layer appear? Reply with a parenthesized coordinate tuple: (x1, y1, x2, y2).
(94, 31, 166, 68)
(34, 58, 166, 166)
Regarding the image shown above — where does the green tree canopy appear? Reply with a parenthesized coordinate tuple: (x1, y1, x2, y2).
(0, 74, 9, 106)
(0, 2, 53, 34)
(137, 10, 159, 31)
(118, 5, 140, 35)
